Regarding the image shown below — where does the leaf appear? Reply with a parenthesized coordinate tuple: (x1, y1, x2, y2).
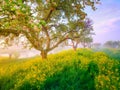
(5, 0, 9, 3)
(11, 7, 16, 11)
(18, 0, 22, 4)
(39, 20, 46, 26)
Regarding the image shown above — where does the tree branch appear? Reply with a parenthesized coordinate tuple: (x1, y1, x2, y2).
(23, 32, 40, 50)
(44, 8, 53, 22)
(0, 28, 21, 36)
(22, 29, 43, 51)
(48, 38, 67, 51)
(42, 26, 51, 50)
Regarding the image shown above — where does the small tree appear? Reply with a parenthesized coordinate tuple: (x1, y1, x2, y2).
(0, 0, 100, 59)
(81, 36, 93, 48)
(66, 18, 94, 50)
(92, 43, 101, 49)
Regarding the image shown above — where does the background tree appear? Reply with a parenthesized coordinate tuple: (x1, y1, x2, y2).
(66, 18, 94, 50)
(0, 0, 100, 59)
(92, 43, 101, 49)
(79, 18, 94, 48)
(81, 36, 93, 48)
(104, 40, 120, 48)
(63, 19, 85, 51)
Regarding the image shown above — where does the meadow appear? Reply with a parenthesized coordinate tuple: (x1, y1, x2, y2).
(0, 48, 120, 90)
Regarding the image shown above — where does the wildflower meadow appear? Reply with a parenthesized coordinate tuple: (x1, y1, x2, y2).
(0, 49, 120, 90)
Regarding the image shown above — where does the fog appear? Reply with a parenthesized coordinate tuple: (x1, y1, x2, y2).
(0, 45, 72, 58)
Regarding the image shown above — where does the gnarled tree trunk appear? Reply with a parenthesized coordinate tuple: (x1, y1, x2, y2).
(40, 50, 48, 59)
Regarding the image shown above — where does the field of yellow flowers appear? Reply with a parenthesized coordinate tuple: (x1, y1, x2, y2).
(0, 48, 120, 90)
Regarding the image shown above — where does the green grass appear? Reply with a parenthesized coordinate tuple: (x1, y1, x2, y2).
(93, 48, 120, 60)
(0, 48, 120, 90)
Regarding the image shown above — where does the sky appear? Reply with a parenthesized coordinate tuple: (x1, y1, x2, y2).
(86, 0, 120, 44)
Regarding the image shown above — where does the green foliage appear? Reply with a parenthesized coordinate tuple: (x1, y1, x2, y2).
(39, 20, 46, 26)
(88, 61, 99, 77)
(107, 49, 120, 60)
(0, 0, 101, 59)
(0, 49, 119, 90)
(96, 48, 120, 60)
(43, 67, 95, 90)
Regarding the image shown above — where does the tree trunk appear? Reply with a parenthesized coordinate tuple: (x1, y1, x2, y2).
(73, 47, 77, 51)
(73, 46, 77, 51)
(83, 43, 86, 48)
(40, 50, 47, 59)
(83, 44, 85, 48)
(9, 54, 12, 59)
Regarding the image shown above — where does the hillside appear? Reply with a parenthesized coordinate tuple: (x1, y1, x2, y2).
(0, 49, 120, 90)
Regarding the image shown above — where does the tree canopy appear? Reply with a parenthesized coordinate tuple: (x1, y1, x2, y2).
(66, 18, 94, 50)
(0, 0, 100, 59)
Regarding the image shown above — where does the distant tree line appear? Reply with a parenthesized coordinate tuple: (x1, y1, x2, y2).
(104, 41, 120, 48)
(92, 41, 120, 49)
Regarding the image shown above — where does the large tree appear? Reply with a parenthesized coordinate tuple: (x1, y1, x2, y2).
(0, 0, 100, 59)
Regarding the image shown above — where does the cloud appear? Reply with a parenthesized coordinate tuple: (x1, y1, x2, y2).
(86, 0, 120, 43)
(94, 17, 120, 34)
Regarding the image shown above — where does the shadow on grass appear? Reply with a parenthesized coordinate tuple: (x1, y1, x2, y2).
(41, 61, 99, 90)
(0, 60, 99, 90)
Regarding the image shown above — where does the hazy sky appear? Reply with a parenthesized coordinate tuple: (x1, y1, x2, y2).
(86, 0, 120, 44)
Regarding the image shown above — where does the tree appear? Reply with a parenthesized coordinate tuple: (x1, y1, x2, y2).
(81, 36, 93, 48)
(63, 19, 85, 51)
(66, 18, 94, 50)
(104, 40, 120, 48)
(0, 46, 20, 59)
(79, 18, 94, 48)
(92, 43, 101, 49)
(0, 0, 100, 59)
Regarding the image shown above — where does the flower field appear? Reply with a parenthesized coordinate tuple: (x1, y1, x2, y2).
(0, 49, 120, 90)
